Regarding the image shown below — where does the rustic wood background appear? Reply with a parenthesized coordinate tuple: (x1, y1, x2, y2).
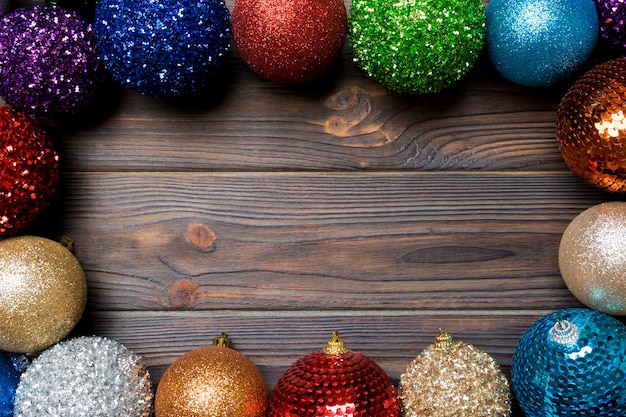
(24, 0, 623, 415)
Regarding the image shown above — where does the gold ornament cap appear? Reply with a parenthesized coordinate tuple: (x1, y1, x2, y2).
(212, 332, 233, 348)
(59, 236, 74, 252)
(322, 330, 349, 355)
(433, 328, 457, 351)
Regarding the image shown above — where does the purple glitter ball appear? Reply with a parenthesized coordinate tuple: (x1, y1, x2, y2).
(0, 4, 105, 118)
(594, 0, 626, 53)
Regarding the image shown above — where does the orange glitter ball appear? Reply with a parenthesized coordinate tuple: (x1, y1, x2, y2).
(557, 57, 626, 192)
(154, 334, 268, 417)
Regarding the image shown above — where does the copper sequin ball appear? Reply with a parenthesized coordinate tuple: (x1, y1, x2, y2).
(559, 201, 626, 315)
(0, 236, 87, 353)
(557, 58, 626, 192)
(155, 333, 268, 417)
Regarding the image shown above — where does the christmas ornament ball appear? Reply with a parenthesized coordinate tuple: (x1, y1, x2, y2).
(594, 0, 626, 53)
(13, 336, 153, 417)
(269, 331, 400, 417)
(559, 201, 626, 315)
(0, 105, 59, 238)
(0, 236, 87, 353)
(155, 333, 268, 417)
(349, 0, 485, 95)
(485, 0, 598, 88)
(0, 4, 104, 118)
(512, 308, 626, 417)
(399, 329, 511, 417)
(232, 0, 347, 84)
(94, 0, 230, 98)
(557, 58, 626, 192)
(0, 354, 19, 417)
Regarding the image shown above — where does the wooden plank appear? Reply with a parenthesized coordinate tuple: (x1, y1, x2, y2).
(49, 1, 612, 174)
(50, 171, 610, 312)
(84, 309, 549, 388)
(14, 1, 615, 415)
(52, 52, 568, 172)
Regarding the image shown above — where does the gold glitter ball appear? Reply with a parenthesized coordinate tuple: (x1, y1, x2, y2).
(0, 235, 87, 353)
(399, 330, 511, 417)
(155, 342, 268, 417)
(559, 201, 626, 315)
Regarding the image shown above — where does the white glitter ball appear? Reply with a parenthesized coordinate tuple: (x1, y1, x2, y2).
(14, 336, 153, 417)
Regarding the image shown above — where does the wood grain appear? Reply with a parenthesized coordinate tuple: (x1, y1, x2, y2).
(53, 53, 570, 172)
(53, 171, 607, 313)
(17, 1, 621, 415)
(85, 310, 548, 385)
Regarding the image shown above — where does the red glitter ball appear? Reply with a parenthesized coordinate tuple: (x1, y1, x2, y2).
(231, 0, 347, 84)
(0, 105, 59, 236)
(269, 333, 400, 417)
(557, 58, 626, 192)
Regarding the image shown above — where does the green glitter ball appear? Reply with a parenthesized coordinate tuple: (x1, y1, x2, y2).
(349, 0, 486, 95)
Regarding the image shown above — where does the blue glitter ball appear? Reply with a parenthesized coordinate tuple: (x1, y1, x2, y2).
(485, 0, 599, 88)
(0, 354, 19, 417)
(512, 308, 626, 417)
(94, 0, 230, 98)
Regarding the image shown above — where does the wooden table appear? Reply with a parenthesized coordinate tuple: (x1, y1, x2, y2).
(33, 2, 617, 414)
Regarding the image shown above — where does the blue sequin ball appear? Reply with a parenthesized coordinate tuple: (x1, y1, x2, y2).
(0, 354, 19, 417)
(512, 308, 626, 417)
(94, 0, 230, 98)
(485, 0, 598, 88)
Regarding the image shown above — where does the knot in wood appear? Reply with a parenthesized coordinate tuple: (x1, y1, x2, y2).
(325, 116, 351, 137)
(166, 278, 200, 309)
(325, 86, 369, 111)
(186, 223, 216, 252)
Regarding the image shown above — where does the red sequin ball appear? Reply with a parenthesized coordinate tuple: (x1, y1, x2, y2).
(231, 0, 347, 84)
(269, 333, 399, 417)
(0, 105, 59, 236)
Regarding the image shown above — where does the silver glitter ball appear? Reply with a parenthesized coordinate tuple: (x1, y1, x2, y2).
(14, 336, 153, 417)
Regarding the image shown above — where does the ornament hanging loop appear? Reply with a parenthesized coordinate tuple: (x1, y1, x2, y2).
(323, 330, 349, 355)
(550, 317, 579, 344)
(11, 353, 31, 373)
(433, 328, 456, 350)
(59, 236, 74, 252)
(212, 332, 232, 348)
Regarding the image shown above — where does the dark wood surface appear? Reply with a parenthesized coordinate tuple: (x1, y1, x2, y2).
(27, 1, 623, 414)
